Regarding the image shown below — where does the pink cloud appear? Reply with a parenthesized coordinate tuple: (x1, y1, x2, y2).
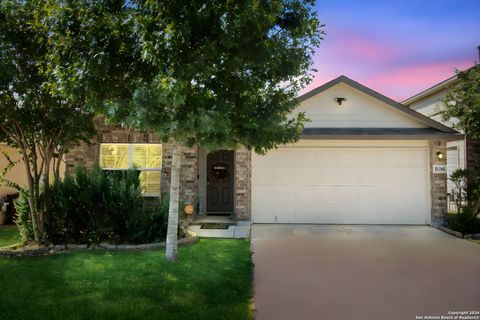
(301, 58, 475, 102)
(363, 59, 475, 101)
(327, 30, 398, 61)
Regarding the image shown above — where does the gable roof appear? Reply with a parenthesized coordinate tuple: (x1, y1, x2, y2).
(297, 75, 457, 134)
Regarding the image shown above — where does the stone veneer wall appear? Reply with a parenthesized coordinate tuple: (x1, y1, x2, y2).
(466, 138, 480, 170)
(234, 148, 251, 220)
(65, 117, 161, 171)
(67, 118, 253, 220)
(430, 140, 448, 225)
(65, 119, 198, 214)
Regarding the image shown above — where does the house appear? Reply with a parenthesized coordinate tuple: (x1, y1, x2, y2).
(66, 75, 460, 226)
(0, 144, 26, 197)
(403, 69, 480, 208)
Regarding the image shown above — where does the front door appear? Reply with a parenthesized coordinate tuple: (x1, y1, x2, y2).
(207, 150, 234, 213)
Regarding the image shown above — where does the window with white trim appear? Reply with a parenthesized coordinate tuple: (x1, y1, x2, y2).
(99, 143, 162, 196)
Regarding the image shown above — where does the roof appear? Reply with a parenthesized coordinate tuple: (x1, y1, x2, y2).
(301, 128, 463, 141)
(296, 75, 458, 134)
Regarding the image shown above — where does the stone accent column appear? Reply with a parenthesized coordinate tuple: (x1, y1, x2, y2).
(430, 140, 448, 225)
(235, 148, 251, 221)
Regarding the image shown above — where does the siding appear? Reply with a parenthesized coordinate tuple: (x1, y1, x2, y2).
(294, 83, 428, 129)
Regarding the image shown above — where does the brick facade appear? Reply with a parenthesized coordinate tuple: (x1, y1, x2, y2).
(466, 138, 480, 170)
(67, 118, 449, 225)
(160, 141, 198, 209)
(234, 148, 251, 221)
(66, 118, 252, 221)
(65, 117, 161, 172)
(430, 140, 448, 225)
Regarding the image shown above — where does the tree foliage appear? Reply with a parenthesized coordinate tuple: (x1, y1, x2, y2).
(0, 0, 95, 242)
(47, 0, 323, 152)
(441, 64, 480, 138)
(45, 0, 323, 259)
(448, 168, 480, 233)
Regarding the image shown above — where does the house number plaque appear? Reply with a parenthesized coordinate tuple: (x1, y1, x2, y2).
(432, 165, 447, 174)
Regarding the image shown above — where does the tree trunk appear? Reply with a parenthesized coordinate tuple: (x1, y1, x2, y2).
(166, 141, 182, 262)
(20, 146, 41, 243)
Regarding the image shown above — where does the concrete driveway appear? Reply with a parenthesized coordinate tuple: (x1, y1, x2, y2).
(251, 225, 480, 320)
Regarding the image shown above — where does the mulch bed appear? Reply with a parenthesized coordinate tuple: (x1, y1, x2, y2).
(0, 236, 198, 258)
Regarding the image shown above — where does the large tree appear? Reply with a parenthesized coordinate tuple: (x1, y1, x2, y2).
(441, 64, 480, 218)
(441, 64, 480, 138)
(47, 0, 322, 260)
(0, 0, 95, 243)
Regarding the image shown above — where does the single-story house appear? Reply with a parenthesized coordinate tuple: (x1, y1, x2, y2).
(403, 70, 480, 208)
(66, 76, 461, 226)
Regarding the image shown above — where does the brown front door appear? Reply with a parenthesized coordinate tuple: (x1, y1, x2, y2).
(207, 150, 234, 213)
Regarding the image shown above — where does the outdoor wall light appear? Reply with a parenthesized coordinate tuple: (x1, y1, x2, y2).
(335, 97, 347, 105)
(436, 151, 444, 161)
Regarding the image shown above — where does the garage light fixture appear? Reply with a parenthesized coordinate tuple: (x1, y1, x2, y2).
(436, 151, 444, 161)
(334, 97, 347, 105)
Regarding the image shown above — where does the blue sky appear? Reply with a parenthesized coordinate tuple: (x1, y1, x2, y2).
(305, 0, 479, 101)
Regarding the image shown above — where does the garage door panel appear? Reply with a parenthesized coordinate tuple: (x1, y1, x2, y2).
(252, 206, 295, 223)
(316, 187, 339, 204)
(252, 167, 276, 186)
(338, 168, 359, 185)
(403, 168, 427, 187)
(295, 149, 317, 167)
(275, 150, 296, 167)
(403, 149, 428, 167)
(252, 186, 295, 206)
(403, 207, 427, 224)
(331, 186, 360, 205)
(275, 168, 295, 185)
(295, 167, 321, 185)
(316, 150, 337, 166)
(358, 187, 380, 204)
(252, 146, 429, 225)
(295, 186, 319, 205)
(318, 168, 337, 184)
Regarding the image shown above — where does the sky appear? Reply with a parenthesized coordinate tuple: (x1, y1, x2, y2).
(303, 0, 480, 101)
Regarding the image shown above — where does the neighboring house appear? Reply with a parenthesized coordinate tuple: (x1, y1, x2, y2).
(67, 76, 460, 226)
(0, 144, 26, 197)
(0, 144, 66, 197)
(403, 70, 480, 209)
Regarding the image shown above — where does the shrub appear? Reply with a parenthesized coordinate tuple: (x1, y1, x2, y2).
(130, 195, 169, 243)
(14, 190, 34, 243)
(44, 165, 169, 244)
(448, 168, 480, 234)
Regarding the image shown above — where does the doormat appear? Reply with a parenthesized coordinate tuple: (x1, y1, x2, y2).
(200, 223, 230, 230)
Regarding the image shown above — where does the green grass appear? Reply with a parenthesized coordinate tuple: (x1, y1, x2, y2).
(0, 225, 22, 248)
(0, 239, 253, 320)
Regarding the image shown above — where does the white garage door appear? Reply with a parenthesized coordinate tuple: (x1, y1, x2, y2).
(252, 145, 430, 225)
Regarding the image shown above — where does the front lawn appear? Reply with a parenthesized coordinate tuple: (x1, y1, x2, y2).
(0, 239, 253, 320)
(0, 225, 22, 248)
